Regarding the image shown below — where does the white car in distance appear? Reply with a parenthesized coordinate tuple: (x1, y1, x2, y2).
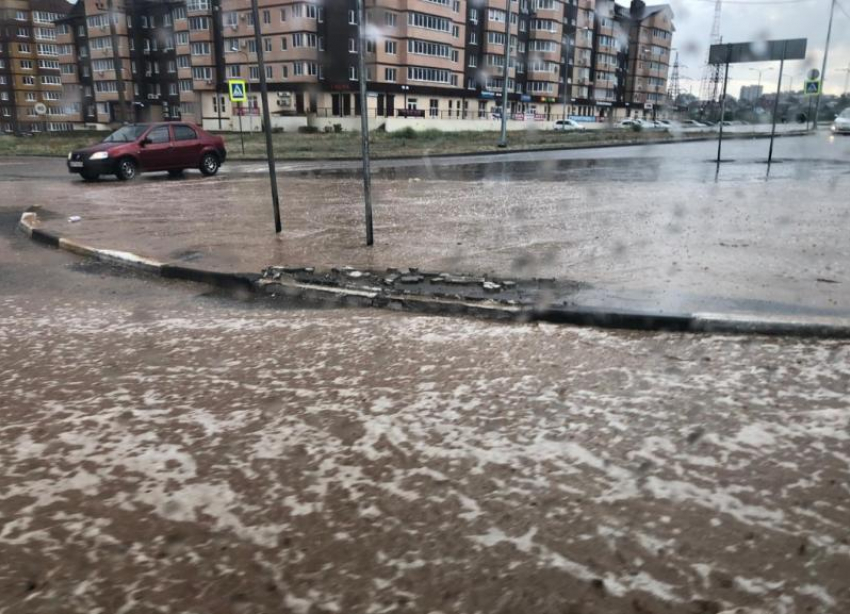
(554, 119, 586, 131)
(832, 108, 850, 134)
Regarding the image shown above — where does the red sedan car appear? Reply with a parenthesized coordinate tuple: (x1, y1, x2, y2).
(67, 122, 227, 181)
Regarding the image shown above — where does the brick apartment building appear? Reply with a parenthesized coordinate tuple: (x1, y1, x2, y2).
(0, 0, 76, 133)
(0, 0, 672, 132)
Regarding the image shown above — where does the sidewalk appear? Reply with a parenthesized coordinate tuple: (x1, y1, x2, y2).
(15, 134, 850, 335)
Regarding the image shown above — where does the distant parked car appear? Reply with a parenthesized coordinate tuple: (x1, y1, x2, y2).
(618, 119, 642, 128)
(67, 122, 227, 182)
(680, 119, 708, 127)
(832, 108, 850, 134)
(554, 119, 585, 131)
(619, 118, 658, 129)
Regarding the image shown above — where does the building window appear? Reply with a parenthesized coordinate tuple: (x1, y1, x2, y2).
(385, 67, 396, 81)
(192, 66, 212, 81)
(385, 12, 397, 27)
(187, 0, 210, 11)
(430, 99, 439, 117)
(348, 10, 357, 24)
(385, 40, 396, 54)
(349, 65, 357, 81)
(188, 17, 209, 31)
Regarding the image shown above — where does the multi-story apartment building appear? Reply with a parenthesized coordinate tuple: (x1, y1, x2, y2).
(0, 0, 672, 131)
(622, 0, 673, 113)
(0, 0, 75, 133)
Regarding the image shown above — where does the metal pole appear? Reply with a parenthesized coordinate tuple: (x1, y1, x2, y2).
(250, 0, 282, 233)
(498, 4, 511, 147)
(806, 96, 813, 130)
(768, 42, 786, 165)
(561, 73, 568, 122)
(813, 0, 836, 131)
(106, 0, 127, 124)
(238, 102, 244, 154)
(217, 90, 222, 130)
(356, 0, 373, 246)
(716, 51, 730, 164)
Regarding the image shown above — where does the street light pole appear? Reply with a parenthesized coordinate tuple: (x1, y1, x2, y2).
(356, 0, 373, 246)
(497, 5, 511, 147)
(748, 67, 772, 116)
(837, 65, 850, 95)
(249, 0, 282, 233)
(813, 0, 836, 130)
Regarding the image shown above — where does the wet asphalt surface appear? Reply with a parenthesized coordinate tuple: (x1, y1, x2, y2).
(12, 132, 850, 321)
(1, 139, 850, 614)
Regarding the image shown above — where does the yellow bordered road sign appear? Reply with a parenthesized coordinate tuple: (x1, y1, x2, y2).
(804, 79, 821, 96)
(229, 80, 247, 103)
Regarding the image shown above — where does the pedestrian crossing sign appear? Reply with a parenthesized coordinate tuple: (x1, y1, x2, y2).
(229, 80, 247, 102)
(804, 79, 821, 96)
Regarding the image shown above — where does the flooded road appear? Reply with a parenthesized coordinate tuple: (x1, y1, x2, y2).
(10, 133, 850, 319)
(2, 140, 850, 613)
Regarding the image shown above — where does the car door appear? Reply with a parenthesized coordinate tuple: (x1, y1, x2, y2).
(171, 124, 203, 169)
(137, 125, 174, 171)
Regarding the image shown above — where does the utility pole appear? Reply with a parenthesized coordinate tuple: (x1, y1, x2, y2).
(250, 0, 282, 233)
(837, 64, 850, 95)
(768, 41, 787, 165)
(748, 67, 772, 116)
(356, 0, 373, 246)
(716, 49, 730, 164)
(812, 0, 836, 129)
(498, 5, 511, 147)
(105, 0, 126, 124)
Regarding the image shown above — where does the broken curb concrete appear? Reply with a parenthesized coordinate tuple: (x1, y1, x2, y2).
(18, 208, 850, 338)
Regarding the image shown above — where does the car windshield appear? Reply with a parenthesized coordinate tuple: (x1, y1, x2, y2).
(6, 1, 850, 612)
(103, 125, 149, 143)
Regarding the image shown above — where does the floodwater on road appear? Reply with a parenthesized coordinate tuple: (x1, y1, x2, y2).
(7, 133, 850, 318)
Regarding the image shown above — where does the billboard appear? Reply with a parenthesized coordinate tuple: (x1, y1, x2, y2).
(708, 39, 807, 65)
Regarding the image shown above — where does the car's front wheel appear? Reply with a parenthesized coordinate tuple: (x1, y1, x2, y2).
(199, 152, 219, 177)
(115, 157, 137, 181)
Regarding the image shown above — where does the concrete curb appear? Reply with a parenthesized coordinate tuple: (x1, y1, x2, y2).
(18, 210, 850, 339)
(227, 130, 812, 164)
(20, 129, 811, 165)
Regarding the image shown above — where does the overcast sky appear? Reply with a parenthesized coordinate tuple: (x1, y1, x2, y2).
(662, 0, 850, 96)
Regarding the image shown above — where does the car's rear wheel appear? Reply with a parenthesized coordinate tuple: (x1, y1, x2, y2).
(115, 157, 137, 181)
(168, 169, 184, 178)
(199, 152, 219, 177)
(80, 170, 99, 182)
